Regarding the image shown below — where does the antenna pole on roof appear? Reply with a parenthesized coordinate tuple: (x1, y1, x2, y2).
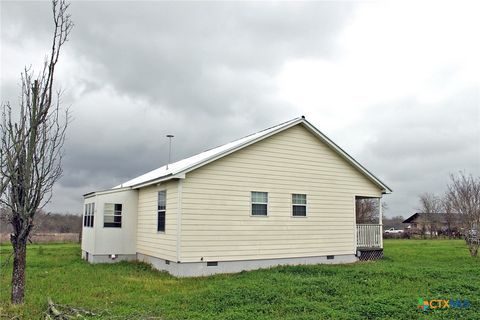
(166, 135, 174, 170)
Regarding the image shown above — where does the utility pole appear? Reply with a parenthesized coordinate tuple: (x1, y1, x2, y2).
(166, 134, 174, 169)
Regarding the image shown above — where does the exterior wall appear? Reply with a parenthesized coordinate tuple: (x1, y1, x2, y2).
(94, 189, 138, 255)
(180, 124, 382, 263)
(81, 195, 97, 254)
(81, 189, 138, 258)
(136, 181, 178, 262)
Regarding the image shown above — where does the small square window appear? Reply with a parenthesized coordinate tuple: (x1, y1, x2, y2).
(104, 203, 122, 228)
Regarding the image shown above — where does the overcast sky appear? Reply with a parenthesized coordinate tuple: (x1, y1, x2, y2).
(1, 1, 479, 218)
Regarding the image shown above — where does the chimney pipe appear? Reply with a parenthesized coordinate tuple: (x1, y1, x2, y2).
(166, 135, 174, 169)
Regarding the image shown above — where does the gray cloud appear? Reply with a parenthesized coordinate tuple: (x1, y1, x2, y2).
(349, 87, 480, 216)
(1, 1, 478, 218)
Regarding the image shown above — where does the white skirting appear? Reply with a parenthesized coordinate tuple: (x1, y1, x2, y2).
(81, 250, 136, 263)
(136, 253, 358, 277)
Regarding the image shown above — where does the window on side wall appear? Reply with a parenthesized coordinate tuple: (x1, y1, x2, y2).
(83, 204, 88, 227)
(292, 194, 307, 217)
(104, 203, 122, 228)
(83, 203, 95, 227)
(251, 191, 268, 216)
(157, 191, 166, 232)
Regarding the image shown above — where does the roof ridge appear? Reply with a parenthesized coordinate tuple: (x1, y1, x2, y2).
(201, 116, 301, 153)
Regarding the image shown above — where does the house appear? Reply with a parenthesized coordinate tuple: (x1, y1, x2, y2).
(81, 116, 391, 276)
(403, 212, 459, 237)
(403, 213, 429, 234)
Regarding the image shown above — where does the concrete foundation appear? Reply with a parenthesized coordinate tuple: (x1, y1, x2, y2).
(81, 250, 136, 263)
(82, 250, 358, 277)
(136, 253, 358, 277)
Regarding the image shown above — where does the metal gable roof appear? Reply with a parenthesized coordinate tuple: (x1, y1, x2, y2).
(112, 116, 392, 193)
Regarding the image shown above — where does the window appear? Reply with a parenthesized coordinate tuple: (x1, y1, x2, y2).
(251, 191, 268, 216)
(292, 194, 307, 216)
(157, 191, 166, 232)
(83, 203, 94, 227)
(104, 203, 122, 228)
(83, 204, 88, 227)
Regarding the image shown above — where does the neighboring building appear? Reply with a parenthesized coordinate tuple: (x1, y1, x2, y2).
(402, 212, 459, 236)
(81, 116, 391, 277)
(403, 213, 427, 234)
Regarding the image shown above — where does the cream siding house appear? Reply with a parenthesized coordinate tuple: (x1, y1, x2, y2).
(81, 117, 391, 276)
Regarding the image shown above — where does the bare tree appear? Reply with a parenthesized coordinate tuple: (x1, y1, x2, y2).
(0, 0, 72, 304)
(356, 198, 378, 224)
(441, 196, 458, 239)
(418, 193, 442, 238)
(355, 198, 387, 224)
(446, 172, 480, 257)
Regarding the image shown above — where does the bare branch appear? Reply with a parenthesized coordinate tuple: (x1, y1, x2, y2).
(0, 0, 73, 304)
(445, 172, 480, 256)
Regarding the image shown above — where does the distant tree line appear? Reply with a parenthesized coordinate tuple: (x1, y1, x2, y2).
(0, 208, 81, 234)
(382, 215, 405, 230)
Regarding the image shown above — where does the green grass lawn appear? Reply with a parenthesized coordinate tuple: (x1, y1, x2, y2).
(0, 240, 478, 319)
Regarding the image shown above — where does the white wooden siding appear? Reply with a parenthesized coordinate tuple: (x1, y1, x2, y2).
(180, 124, 382, 262)
(81, 196, 96, 253)
(93, 190, 138, 255)
(136, 181, 178, 261)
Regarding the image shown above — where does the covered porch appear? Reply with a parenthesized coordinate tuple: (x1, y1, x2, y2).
(355, 196, 383, 260)
(356, 224, 382, 249)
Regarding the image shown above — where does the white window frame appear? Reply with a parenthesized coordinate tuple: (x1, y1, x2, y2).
(83, 203, 95, 227)
(103, 203, 122, 228)
(83, 203, 88, 227)
(292, 194, 307, 217)
(251, 191, 268, 216)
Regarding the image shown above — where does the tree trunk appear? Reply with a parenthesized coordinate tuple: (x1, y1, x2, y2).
(11, 236, 27, 304)
(467, 240, 479, 257)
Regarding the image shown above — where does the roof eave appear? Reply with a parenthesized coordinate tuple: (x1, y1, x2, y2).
(83, 186, 133, 198)
(129, 173, 187, 189)
(301, 119, 392, 194)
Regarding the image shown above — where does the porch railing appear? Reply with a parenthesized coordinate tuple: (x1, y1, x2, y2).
(356, 224, 382, 248)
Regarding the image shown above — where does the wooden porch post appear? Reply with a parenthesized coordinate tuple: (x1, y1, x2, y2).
(379, 197, 383, 248)
(354, 196, 357, 253)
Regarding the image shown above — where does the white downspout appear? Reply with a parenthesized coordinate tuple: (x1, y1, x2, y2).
(176, 179, 183, 262)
